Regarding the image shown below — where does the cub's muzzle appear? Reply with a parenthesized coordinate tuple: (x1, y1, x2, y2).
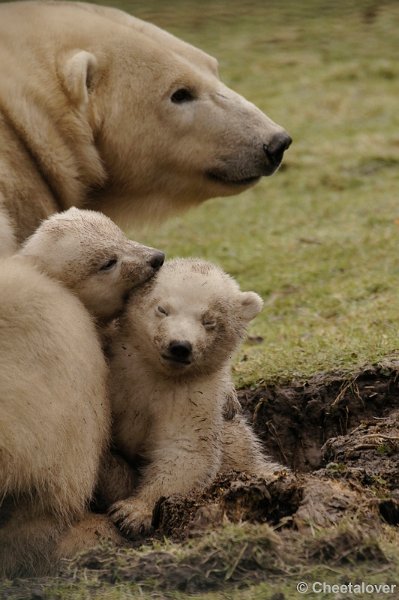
(148, 251, 165, 270)
(162, 340, 193, 365)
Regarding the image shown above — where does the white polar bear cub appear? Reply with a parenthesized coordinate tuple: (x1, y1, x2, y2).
(108, 258, 285, 536)
(19, 207, 165, 323)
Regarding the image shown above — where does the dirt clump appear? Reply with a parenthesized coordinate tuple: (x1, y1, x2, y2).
(154, 471, 301, 538)
(304, 526, 388, 566)
(242, 362, 399, 471)
(321, 409, 399, 489)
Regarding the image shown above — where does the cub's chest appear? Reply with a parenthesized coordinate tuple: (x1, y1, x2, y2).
(114, 375, 225, 455)
(149, 382, 223, 439)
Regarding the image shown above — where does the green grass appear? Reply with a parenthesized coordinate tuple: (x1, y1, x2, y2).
(98, 0, 399, 389)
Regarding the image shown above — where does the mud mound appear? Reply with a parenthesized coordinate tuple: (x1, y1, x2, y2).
(155, 471, 381, 540)
(154, 471, 302, 538)
(240, 362, 399, 471)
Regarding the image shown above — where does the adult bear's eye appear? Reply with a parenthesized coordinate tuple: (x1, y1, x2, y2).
(99, 258, 118, 271)
(171, 88, 195, 103)
(157, 305, 168, 316)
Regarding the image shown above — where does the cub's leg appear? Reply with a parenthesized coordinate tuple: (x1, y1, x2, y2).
(221, 415, 287, 480)
(109, 438, 222, 536)
(57, 513, 124, 558)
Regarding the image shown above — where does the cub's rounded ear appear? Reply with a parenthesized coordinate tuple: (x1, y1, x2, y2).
(59, 50, 97, 108)
(238, 291, 263, 321)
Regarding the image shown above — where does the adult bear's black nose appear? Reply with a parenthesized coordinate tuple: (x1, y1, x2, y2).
(149, 251, 165, 270)
(263, 132, 292, 169)
(168, 340, 192, 362)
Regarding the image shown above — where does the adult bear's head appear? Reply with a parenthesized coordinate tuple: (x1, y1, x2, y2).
(57, 3, 291, 224)
(0, 2, 291, 226)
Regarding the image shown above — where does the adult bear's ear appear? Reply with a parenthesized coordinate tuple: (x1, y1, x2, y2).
(238, 291, 264, 322)
(59, 50, 98, 108)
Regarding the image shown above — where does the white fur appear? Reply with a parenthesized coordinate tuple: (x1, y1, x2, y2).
(107, 259, 285, 536)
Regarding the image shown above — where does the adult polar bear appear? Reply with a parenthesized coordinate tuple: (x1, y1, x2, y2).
(0, 1, 291, 251)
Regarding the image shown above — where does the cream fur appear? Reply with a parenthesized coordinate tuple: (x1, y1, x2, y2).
(0, 1, 290, 241)
(0, 208, 162, 576)
(107, 259, 285, 536)
(20, 208, 165, 323)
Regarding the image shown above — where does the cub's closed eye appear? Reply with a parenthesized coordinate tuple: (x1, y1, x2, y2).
(157, 306, 168, 316)
(171, 88, 195, 103)
(99, 258, 117, 272)
(203, 321, 216, 330)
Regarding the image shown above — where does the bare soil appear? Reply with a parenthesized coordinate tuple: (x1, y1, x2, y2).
(245, 362, 399, 472)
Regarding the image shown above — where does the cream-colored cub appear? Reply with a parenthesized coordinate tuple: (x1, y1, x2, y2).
(0, 208, 163, 577)
(108, 259, 285, 536)
(19, 207, 165, 323)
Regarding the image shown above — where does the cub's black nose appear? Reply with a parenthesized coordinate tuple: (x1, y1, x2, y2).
(168, 340, 192, 362)
(149, 251, 165, 270)
(263, 132, 292, 168)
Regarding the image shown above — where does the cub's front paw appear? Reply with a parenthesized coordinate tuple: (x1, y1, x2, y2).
(109, 498, 153, 537)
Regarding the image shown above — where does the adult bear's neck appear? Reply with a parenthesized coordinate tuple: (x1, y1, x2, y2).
(0, 67, 106, 213)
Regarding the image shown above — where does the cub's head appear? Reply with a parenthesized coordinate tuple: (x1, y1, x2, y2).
(121, 258, 263, 377)
(20, 208, 165, 322)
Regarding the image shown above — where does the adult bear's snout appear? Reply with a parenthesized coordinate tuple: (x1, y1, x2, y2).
(205, 121, 292, 186)
(263, 131, 292, 173)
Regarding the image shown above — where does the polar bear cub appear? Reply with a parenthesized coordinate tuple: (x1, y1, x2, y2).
(19, 207, 165, 323)
(0, 208, 164, 577)
(108, 258, 285, 536)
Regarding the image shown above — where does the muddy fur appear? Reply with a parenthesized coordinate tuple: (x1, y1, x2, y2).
(105, 259, 285, 536)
